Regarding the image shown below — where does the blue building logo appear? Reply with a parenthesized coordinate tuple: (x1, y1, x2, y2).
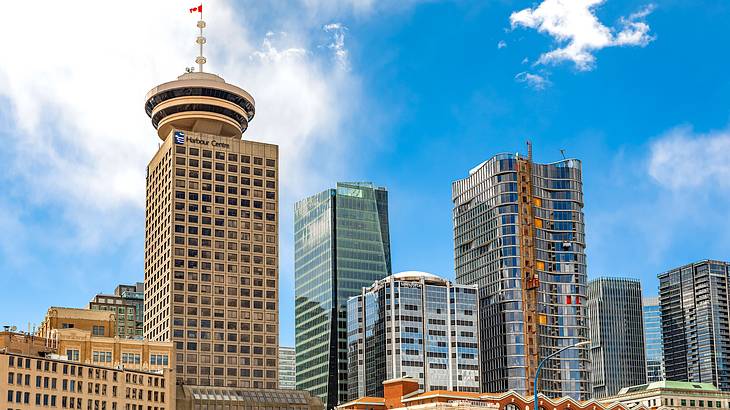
(174, 131, 185, 144)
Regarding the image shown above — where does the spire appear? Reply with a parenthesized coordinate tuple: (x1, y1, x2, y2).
(189, 4, 206, 72)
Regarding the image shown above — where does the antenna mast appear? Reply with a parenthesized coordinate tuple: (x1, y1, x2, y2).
(193, 5, 207, 72)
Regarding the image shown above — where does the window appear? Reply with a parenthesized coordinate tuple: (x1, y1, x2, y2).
(92, 325, 105, 336)
(93, 351, 112, 363)
(65, 349, 79, 361)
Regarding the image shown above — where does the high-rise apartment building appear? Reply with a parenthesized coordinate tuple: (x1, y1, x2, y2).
(294, 182, 391, 408)
(89, 282, 144, 338)
(346, 271, 480, 400)
(143, 24, 279, 388)
(643, 296, 664, 382)
(280, 346, 296, 390)
(587, 277, 646, 398)
(452, 150, 590, 399)
(659, 260, 730, 391)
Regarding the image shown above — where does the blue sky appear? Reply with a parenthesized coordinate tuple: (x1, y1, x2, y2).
(0, 0, 729, 347)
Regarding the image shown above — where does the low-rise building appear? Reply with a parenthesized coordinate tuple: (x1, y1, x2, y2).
(37, 307, 117, 338)
(602, 381, 730, 410)
(0, 331, 174, 410)
(176, 385, 324, 409)
(89, 282, 145, 339)
(338, 377, 632, 410)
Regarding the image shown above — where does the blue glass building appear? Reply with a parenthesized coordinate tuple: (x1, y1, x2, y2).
(294, 182, 391, 408)
(643, 296, 665, 382)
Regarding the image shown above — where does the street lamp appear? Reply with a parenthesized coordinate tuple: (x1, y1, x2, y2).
(533, 340, 590, 410)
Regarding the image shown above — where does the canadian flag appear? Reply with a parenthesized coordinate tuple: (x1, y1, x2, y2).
(189, 4, 202, 13)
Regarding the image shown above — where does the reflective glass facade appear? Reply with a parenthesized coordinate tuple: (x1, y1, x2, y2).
(587, 277, 646, 398)
(346, 272, 480, 400)
(295, 183, 391, 408)
(643, 296, 665, 382)
(659, 260, 730, 391)
(452, 153, 590, 400)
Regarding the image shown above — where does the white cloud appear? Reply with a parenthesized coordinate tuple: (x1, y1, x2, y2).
(649, 126, 730, 190)
(0, 0, 358, 248)
(324, 23, 350, 71)
(515, 71, 551, 90)
(510, 0, 655, 71)
(497, 40, 507, 49)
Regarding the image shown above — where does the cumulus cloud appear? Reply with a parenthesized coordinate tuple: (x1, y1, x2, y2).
(649, 126, 730, 190)
(515, 71, 551, 90)
(510, 0, 655, 71)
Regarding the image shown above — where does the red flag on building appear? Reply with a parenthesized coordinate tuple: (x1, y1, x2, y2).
(190, 4, 202, 13)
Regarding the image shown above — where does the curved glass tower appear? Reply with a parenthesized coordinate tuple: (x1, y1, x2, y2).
(452, 151, 590, 400)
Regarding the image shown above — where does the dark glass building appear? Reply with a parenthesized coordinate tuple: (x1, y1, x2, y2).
(294, 182, 391, 408)
(452, 151, 590, 400)
(346, 271, 479, 400)
(659, 260, 730, 391)
(587, 277, 646, 398)
(643, 296, 665, 382)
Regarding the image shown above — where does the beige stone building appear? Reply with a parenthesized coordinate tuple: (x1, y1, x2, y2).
(0, 331, 174, 410)
(143, 67, 279, 388)
(38, 307, 117, 339)
(601, 381, 730, 410)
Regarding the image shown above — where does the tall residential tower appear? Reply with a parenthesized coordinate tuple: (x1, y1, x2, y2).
(295, 182, 391, 408)
(659, 260, 730, 391)
(643, 296, 664, 382)
(143, 17, 279, 388)
(452, 149, 590, 400)
(587, 277, 646, 398)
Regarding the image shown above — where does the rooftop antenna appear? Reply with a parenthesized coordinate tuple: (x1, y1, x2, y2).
(190, 4, 207, 73)
(560, 149, 566, 159)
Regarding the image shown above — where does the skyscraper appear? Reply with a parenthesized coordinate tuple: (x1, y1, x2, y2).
(294, 182, 391, 408)
(643, 296, 664, 382)
(347, 271, 480, 400)
(587, 277, 646, 398)
(452, 149, 590, 399)
(659, 260, 730, 391)
(143, 19, 279, 388)
(280, 346, 297, 390)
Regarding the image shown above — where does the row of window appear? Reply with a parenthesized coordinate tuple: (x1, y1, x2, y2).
(173, 146, 275, 168)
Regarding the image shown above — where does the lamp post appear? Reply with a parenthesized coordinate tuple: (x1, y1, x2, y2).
(533, 340, 590, 410)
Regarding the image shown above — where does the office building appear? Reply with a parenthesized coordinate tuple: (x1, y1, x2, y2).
(347, 271, 479, 400)
(643, 297, 664, 382)
(452, 149, 590, 399)
(143, 19, 279, 388)
(89, 282, 145, 339)
(295, 182, 391, 407)
(37, 307, 117, 338)
(587, 277, 646, 398)
(659, 260, 730, 391)
(280, 346, 296, 390)
(0, 331, 175, 410)
(601, 381, 730, 410)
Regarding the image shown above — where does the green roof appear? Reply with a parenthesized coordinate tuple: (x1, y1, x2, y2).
(620, 381, 719, 394)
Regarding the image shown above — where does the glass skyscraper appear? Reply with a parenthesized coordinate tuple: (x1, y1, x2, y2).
(452, 151, 590, 400)
(643, 296, 664, 382)
(659, 260, 730, 391)
(294, 182, 391, 408)
(587, 277, 646, 398)
(346, 271, 480, 400)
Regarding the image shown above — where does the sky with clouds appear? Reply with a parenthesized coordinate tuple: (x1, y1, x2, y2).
(0, 0, 729, 346)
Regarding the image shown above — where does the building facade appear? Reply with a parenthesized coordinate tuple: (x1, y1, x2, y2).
(37, 307, 117, 339)
(143, 66, 279, 387)
(347, 272, 480, 400)
(0, 331, 174, 410)
(587, 277, 646, 398)
(280, 346, 296, 390)
(601, 381, 730, 410)
(643, 297, 664, 382)
(295, 182, 391, 408)
(659, 260, 730, 391)
(89, 282, 145, 339)
(452, 151, 590, 399)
